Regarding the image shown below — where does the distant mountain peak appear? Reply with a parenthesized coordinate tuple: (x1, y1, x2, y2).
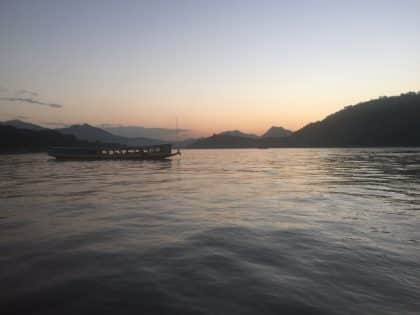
(58, 124, 124, 141)
(101, 124, 192, 141)
(218, 130, 259, 139)
(262, 126, 292, 138)
(69, 123, 96, 129)
(57, 123, 163, 146)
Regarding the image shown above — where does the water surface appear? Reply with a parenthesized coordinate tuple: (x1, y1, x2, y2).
(1, 149, 419, 314)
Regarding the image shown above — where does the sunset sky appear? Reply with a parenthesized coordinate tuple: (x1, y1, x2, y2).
(1, 0, 419, 137)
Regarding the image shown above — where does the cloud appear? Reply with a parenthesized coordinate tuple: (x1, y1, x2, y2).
(0, 96, 63, 108)
(16, 89, 39, 97)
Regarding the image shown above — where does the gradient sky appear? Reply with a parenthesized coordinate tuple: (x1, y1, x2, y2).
(0, 0, 419, 136)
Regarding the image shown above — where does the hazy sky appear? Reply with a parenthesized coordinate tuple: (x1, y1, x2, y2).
(0, 0, 419, 136)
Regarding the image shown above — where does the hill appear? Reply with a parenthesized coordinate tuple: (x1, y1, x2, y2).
(0, 119, 46, 131)
(188, 92, 420, 148)
(0, 125, 98, 153)
(3, 92, 419, 151)
(188, 126, 291, 148)
(285, 92, 420, 147)
(262, 126, 292, 138)
(189, 134, 259, 148)
(218, 130, 259, 139)
(173, 138, 201, 148)
(58, 124, 163, 146)
(102, 125, 190, 142)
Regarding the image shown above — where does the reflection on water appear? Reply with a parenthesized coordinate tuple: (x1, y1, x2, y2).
(0, 149, 419, 314)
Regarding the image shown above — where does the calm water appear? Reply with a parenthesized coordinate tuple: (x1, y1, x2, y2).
(1, 149, 419, 315)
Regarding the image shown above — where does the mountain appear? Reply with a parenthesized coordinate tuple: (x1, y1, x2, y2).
(102, 125, 191, 142)
(285, 92, 420, 147)
(188, 134, 259, 148)
(188, 128, 289, 148)
(173, 138, 201, 148)
(58, 124, 163, 146)
(262, 126, 292, 138)
(0, 125, 98, 153)
(188, 92, 420, 148)
(3, 92, 420, 151)
(218, 130, 259, 139)
(0, 119, 45, 131)
(58, 124, 120, 143)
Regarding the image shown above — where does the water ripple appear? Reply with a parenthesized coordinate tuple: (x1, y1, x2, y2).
(1, 148, 420, 314)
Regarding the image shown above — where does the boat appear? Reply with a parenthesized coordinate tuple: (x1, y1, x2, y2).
(48, 144, 181, 160)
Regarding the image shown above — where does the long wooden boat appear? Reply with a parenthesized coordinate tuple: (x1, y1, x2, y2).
(48, 144, 180, 160)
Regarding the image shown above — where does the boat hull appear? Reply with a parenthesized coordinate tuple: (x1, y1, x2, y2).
(47, 145, 180, 161)
(50, 152, 179, 160)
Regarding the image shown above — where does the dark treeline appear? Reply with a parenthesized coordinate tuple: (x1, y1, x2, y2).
(0, 126, 104, 153)
(190, 92, 420, 148)
(283, 92, 420, 147)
